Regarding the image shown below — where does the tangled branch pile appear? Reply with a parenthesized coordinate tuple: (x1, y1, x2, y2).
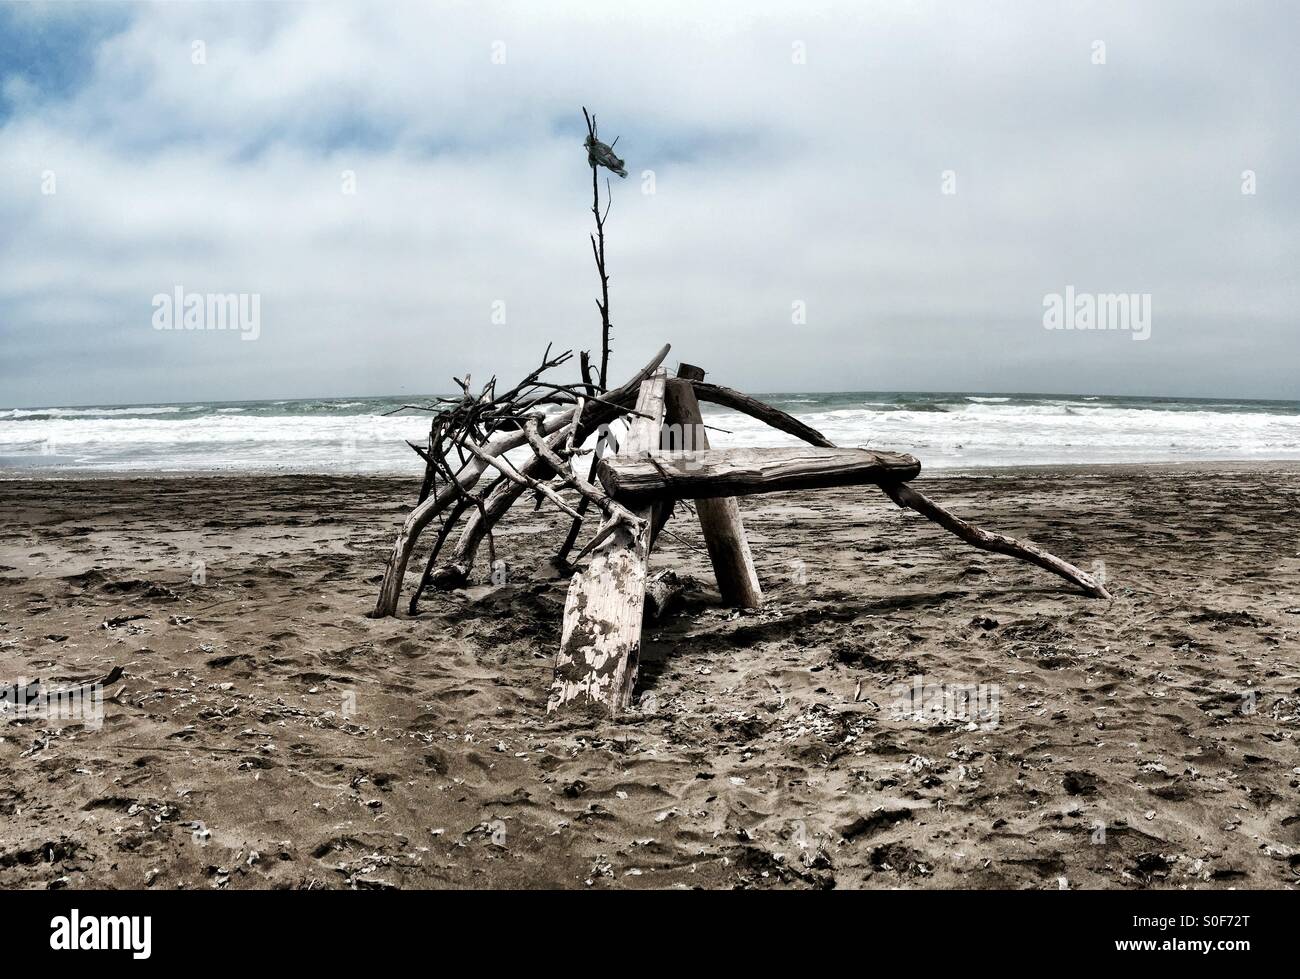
(371, 344, 672, 617)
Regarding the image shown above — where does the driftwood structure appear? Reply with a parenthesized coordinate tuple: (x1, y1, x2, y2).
(371, 349, 1109, 716)
(369, 107, 1108, 716)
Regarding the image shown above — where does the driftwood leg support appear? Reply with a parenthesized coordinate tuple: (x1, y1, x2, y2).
(549, 370, 667, 714)
(664, 365, 762, 608)
(878, 482, 1111, 599)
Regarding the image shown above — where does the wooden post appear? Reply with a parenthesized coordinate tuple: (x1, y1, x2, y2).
(548, 370, 667, 713)
(663, 364, 763, 609)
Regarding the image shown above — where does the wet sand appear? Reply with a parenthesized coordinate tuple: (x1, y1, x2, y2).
(2, 463, 1298, 889)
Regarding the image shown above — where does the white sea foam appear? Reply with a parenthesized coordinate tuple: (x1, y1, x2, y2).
(2, 395, 1298, 474)
(1, 405, 189, 419)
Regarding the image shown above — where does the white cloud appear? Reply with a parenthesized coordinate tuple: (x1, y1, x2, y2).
(1, 0, 1296, 407)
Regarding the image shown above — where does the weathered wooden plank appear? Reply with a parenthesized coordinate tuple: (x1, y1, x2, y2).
(548, 370, 667, 713)
(598, 447, 921, 503)
(663, 365, 763, 608)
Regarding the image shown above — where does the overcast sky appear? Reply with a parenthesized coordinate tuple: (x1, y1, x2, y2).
(1, 0, 1296, 408)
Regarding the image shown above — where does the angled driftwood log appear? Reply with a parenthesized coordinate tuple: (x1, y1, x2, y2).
(691, 381, 834, 448)
(686, 387, 1109, 599)
(549, 370, 667, 714)
(600, 447, 922, 502)
(663, 363, 763, 608)
(877, 481, 1111, 598)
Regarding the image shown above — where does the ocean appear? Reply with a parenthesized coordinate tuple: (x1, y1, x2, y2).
(3, 391, 1299, 475)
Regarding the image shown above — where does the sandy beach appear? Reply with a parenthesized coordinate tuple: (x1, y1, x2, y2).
(2, 463, 1298, 890)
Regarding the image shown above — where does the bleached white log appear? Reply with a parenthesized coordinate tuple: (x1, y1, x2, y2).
(549, 370, 667, 713)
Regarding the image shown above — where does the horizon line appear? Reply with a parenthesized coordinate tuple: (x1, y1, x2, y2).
(6, 386, 1300, 413)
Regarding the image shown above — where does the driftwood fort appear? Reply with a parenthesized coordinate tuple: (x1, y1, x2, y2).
(369, 109, 1109, 716)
